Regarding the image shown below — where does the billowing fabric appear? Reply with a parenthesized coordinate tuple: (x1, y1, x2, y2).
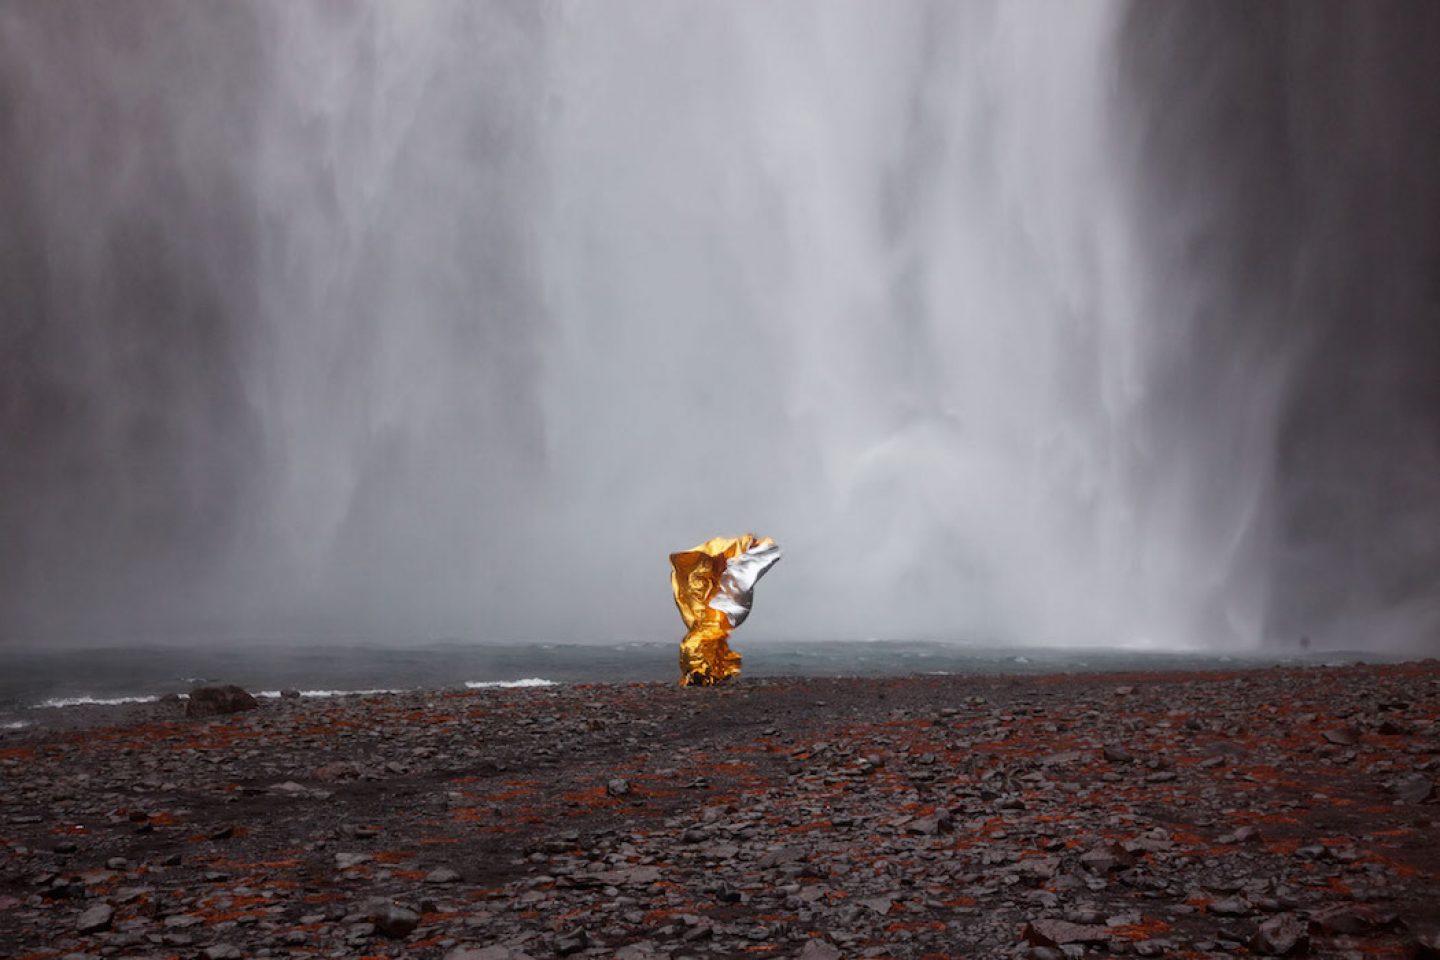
(670, 534, 781, 686)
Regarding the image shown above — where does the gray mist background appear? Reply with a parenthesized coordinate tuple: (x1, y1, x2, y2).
(1, 2, 1437, 652)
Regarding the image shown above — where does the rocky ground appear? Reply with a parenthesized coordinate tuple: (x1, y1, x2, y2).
(2, 662, 1439, 959)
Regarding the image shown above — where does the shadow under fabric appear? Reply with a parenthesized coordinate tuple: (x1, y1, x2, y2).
(670, 535, 782, 686)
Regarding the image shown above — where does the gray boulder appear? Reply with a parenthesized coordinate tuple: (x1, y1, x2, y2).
(186, 685, 258, 718)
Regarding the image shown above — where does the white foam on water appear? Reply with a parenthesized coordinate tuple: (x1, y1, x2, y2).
(464, 678, 558, 689)
(35, 695, 161, 709)
(35, 688, 415, 709)
(255, 689, 406, 699)
(1, 720, 30, 730)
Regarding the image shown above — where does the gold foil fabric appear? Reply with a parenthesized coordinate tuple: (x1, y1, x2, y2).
(670, 534, 781, 686)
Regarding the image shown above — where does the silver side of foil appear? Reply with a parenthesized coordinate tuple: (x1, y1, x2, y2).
(709, 540, 782, 627)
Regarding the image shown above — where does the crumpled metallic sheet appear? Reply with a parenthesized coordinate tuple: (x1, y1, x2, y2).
(670, 534, 781, 686)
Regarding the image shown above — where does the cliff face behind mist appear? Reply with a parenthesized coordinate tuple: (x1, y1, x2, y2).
(1119, 2, 1440, 646)
(0, 5, 271, 632)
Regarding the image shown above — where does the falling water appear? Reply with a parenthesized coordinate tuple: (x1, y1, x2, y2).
(1, 2, 1437, 652)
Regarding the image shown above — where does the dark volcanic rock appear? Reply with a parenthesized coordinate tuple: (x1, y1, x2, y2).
(1250, 913, 1308, 956)
(1323, 726, 1360, 746)
(1217, 824, 1263, 844)
(186, 685, 258, 718)
(425, 866, 462, 884)
(1312, 904, 1398, 935)
(1395, 773, 1435, 804)
(74, 902, 113, 933)
(1102, 743, 1134, 763)
(1209, 896, 1251, 916)
(1023, 919, 1111, 947)
(314, 760, 361, 781)
(554, 928, 590, 955)
(798, 940, 843, 960)
(3, 662, 1439, 960)
(446, 949, 524, 960)
(367, 900, 419, 938)
(1414, 931, 1440, 960)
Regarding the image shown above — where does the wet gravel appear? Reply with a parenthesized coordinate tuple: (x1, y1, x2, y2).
(2, 662, 1439, 958)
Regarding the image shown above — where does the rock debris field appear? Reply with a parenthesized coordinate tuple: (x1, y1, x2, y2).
(2, 663, 1439, 959)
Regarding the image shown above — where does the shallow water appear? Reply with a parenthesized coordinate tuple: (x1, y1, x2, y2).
(0, 639, 1398, 727)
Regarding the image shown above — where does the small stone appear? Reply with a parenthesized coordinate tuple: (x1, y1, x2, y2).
(445, 948, 512, 960)
(757, 846, 804, 868)
(75, 902, 113, 933)
(280, 688, 302, 699)
(335, 852, 371, 870)
(1209, 897, 1251, 917)
(555, 929, 589, 955)
(905, 814, 951, 835)
(858, 895, 894, 915)
(314, 761, 361, 782)
(1022, 919, 1111, 947)
(1079, 843, 1132, 873)
(445, 949, 508, 960)
(370, 902, 419, 938)
(1323, 727, 1360, 746)
(799, 940, 843, 960)
(1395, 774, 1435, 804)
(425, 867, 462, 884)
(606, 778, 631, 797)
(1250, 913, 1308, 956)
(202, 945, 243, 960)
(621, 865, 662, 885)
(1312, 904, 1397, 935)
(1413, 931, 1440, 960)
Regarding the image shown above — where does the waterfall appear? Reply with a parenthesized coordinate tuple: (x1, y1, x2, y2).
(2, 2, 1437, 651)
